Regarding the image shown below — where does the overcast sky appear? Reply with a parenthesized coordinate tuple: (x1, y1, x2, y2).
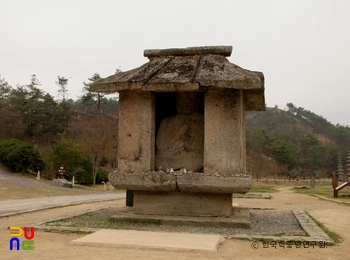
(1, 0, 350, 125)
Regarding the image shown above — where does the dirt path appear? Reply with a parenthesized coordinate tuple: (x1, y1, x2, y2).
(0, 163, 105, 202)
(0, 193, 125, 216)
(1, 187, 349, 259)
(0, 165, 349, 260)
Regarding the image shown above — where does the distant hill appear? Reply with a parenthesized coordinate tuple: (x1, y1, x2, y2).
(1, 75, 348, 180)
(246, 103, 350, 179)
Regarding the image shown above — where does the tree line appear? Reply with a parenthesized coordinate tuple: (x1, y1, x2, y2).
(1, 72, 349, 182)
(246, 103, 350, 179)
(0, 73, 119, 185)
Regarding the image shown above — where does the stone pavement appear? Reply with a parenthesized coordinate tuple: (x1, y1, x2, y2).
(70, 229, 224, 252)
(0, 193, 125, 217)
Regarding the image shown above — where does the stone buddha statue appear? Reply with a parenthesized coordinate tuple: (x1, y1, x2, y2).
(155, 92, 204, 171)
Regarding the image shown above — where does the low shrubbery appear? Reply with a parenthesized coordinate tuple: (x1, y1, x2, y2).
(0, 139, 45, 172)
(48, 138, 108, 185)
(0, 138, 109, 185)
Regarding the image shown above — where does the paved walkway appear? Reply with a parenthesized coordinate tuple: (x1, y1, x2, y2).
(70, 229, 223, 252)
(0, 193, 125, 217)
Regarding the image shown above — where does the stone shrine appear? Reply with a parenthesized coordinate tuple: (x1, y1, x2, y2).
(91, 46, 265, 219)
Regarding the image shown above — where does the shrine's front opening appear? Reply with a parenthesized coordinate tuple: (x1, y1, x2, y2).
(155, 92, 204, 172)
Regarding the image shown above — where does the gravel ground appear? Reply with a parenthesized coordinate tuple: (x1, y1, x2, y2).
(46, 207, 305, 236)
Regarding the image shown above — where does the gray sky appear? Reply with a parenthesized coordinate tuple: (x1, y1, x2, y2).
(1, 0, 350, 125)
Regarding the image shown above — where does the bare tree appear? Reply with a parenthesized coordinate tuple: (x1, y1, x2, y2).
(75, 120, 117, 186)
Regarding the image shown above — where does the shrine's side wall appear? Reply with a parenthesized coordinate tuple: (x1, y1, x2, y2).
(117, 91, 155, 171)
(204, 89, 246, 175)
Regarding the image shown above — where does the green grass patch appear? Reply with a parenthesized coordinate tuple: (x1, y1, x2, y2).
(249, 183, 279, 193)
(272, 231, 307, 237)
(110, 219, 162, 226)
(293, 183, 350, 199)
(44, 229, 93, 235)
(0, 182, 87, 200)
(305, 211, 342, 244)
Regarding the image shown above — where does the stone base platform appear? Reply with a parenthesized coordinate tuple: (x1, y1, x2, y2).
(133, 191, 234, 216)
(108, 172, 252, 193)
(110, 206, 250, 228)
(70, 229, 224, 252)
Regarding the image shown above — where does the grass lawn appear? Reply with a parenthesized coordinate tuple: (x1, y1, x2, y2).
(0, 182, 87, 200)
(249, 181, 279, 193)
(0, 172, 124, 200)
(248, 180, 350, 204)
(292, 183, 350, 201)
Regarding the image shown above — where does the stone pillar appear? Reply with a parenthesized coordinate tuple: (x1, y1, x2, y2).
(204, 89, 246, 175)
(310, 176, 315, 188)
(337, 153, 344, 182)
(117, 90, 155, 172)
(346, 151, 350, 182)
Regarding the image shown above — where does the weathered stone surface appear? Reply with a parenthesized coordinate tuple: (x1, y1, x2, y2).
(51, 178, 72, 188)
(177, 175, 251, 193)
(90, 58, 171, 92)
(144, 56, 200, 91)
(204, 89, 247, 176)
(108, 172, 176, 191)
(310, 177, 315, 188)
(117, 91, 155, 172)
(108, 171, 251, 193)
(155, 92, 204, 171)
(90, 46, 265, 111)
(244, 89, 265, 111)
(144, 46, 233, 58)
(261, 193, 271, 199)
(132, 191, 232, 217)
(155, 151, 203, 173)
(231, 206, 250, 218)
(195, 55, 264, 90)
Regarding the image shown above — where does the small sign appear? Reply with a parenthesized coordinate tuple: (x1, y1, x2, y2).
(57, 165, 67, 178)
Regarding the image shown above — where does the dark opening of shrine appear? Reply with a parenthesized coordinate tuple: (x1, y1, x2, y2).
(155, 92, 205, 172)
